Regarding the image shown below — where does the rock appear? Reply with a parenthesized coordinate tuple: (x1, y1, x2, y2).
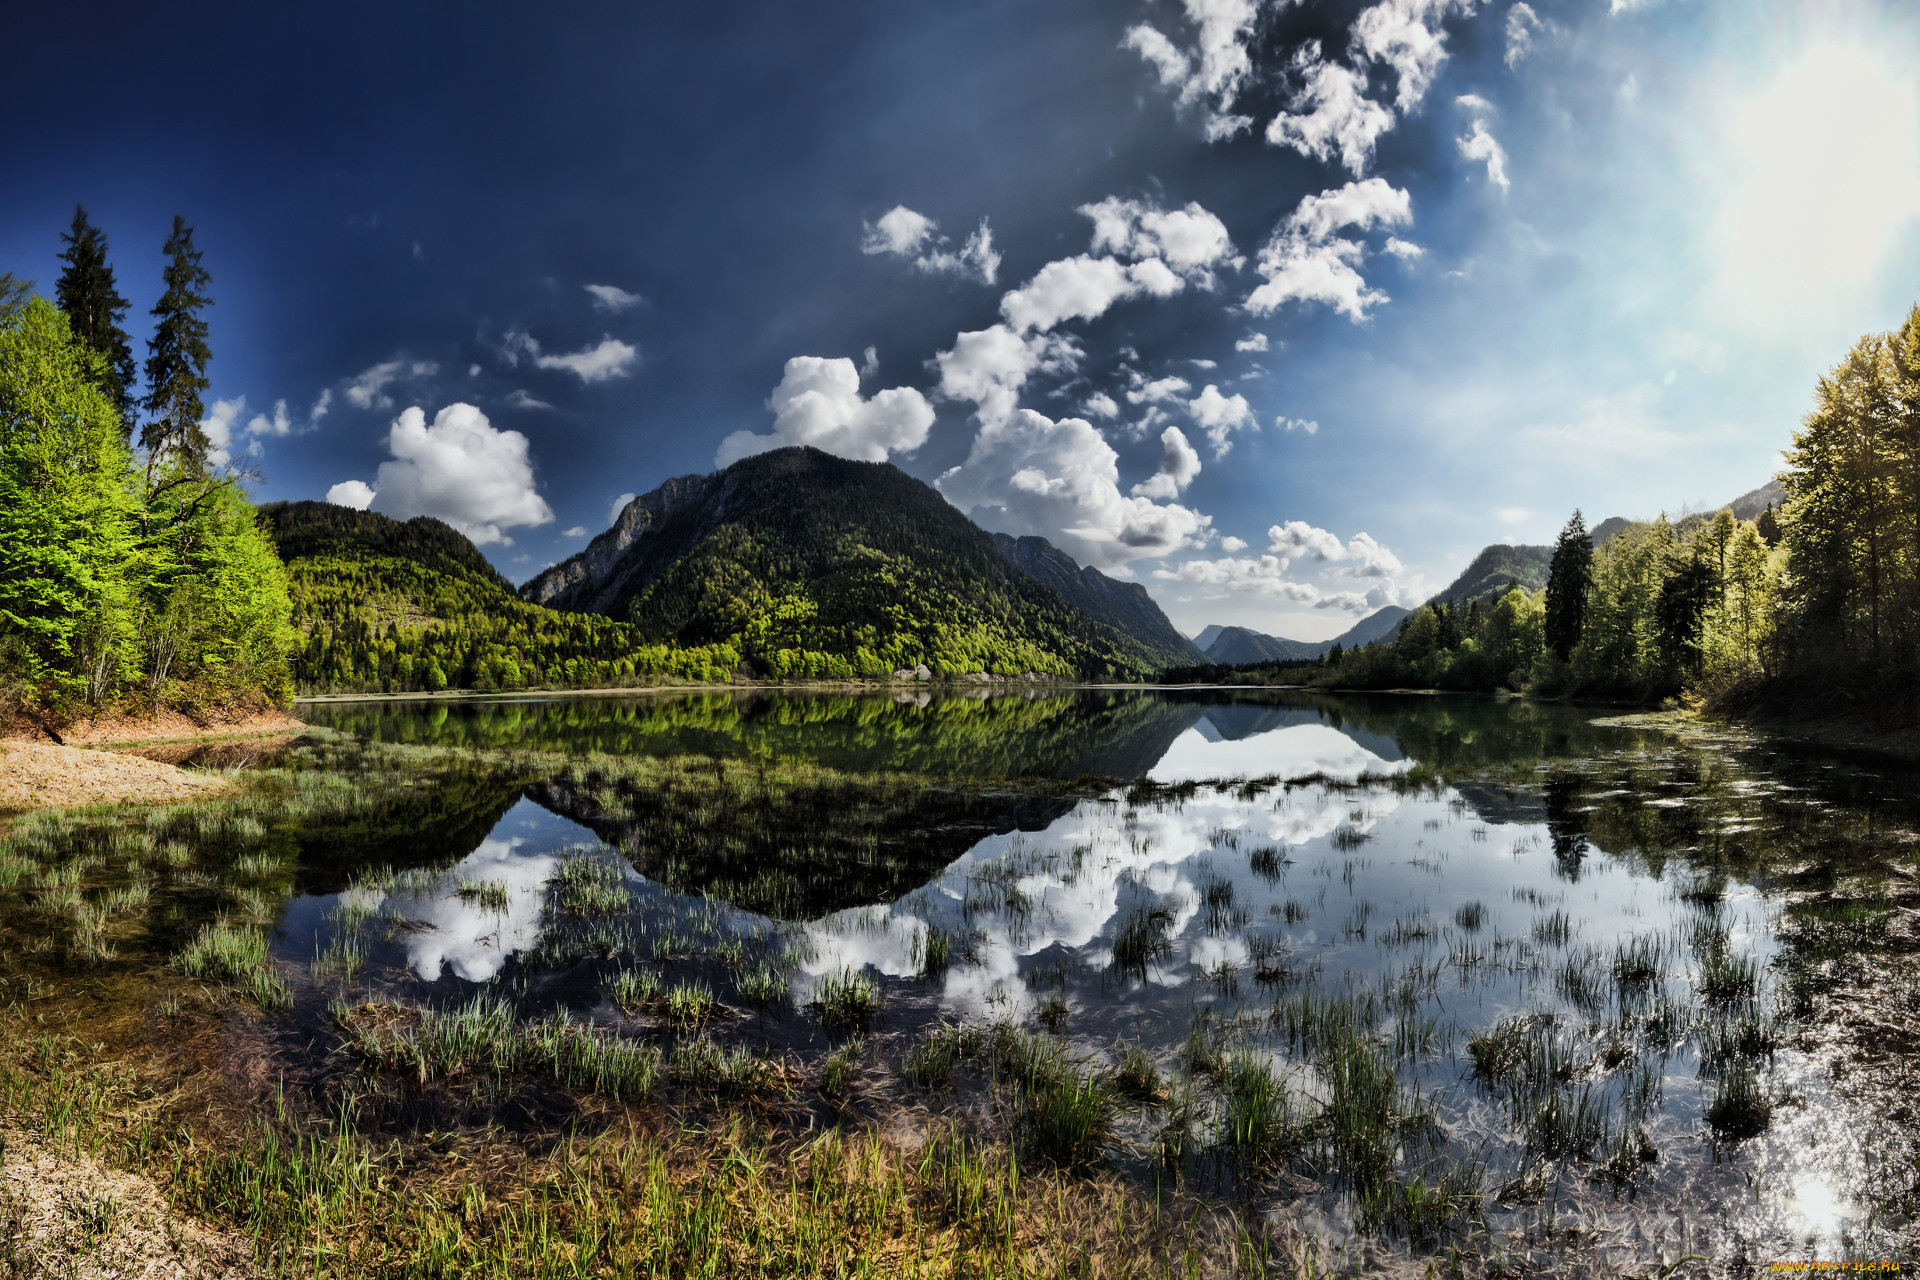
(913, 664, 931, 681)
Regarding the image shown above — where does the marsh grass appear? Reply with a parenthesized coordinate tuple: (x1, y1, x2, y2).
(175, 922, 269, 981)
(1109, 904, 1173, 980)
(810, 968, 881, 1032)
(1697, 948, 1760, 1004)
(456, 879, 512, 912)
(821, 1036, 862, 1100)
(1705, 1063, 1772, 1139)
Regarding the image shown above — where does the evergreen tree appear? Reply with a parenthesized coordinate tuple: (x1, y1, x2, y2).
(0, 273, 30, 328)
(140, 215, 213, 474)
(55, 206, 137, 435)
(1544, 510, 1593, 662)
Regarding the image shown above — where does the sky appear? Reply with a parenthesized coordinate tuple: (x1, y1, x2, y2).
(7, 0, 1920, 641)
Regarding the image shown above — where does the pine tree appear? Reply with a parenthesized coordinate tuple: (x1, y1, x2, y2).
(1544, 510, 1593, 662)
(55, 206, 138, 436)
(140, 215, 214, 473)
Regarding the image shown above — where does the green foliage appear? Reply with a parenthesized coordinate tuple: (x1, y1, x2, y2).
(1545, 511, 1593, 662)
(55, 206, 137, 436)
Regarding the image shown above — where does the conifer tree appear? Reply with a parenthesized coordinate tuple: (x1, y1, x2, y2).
(140, 216, 214, 474)
(1544, 510, 1593, 662)
(55, 206, 138, 436)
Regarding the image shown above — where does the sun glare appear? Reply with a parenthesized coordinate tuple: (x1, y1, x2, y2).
(1711, 40, 1920, 331)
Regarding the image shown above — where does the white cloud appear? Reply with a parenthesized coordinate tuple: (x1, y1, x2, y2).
(1220, 535, 1248, 552)
(1188, 384, 1257, 457)
(584, 283, 643, 311)
(309, 388, 332, 423)
(933, 324, 1076, 427)
(561, 525, 588, 538)
(1276, 415, 1321, 434)
(1001, 255, 1184, 335)
(246, 399, 292, 437)
(1266, 42, 1397, 176)
(326, 480, 375, 510)
(715, 355, 935, 467)
(506, 389, 553, 410)
(1314, 591, 1373, 612)
(534, 337, 637, 383)
(198, 396, 244, 468)
(1505, 3, 1544, 66)
(1123, 0, 1262, 136)
(468, 363, 482, 377)
(1234, 332, 1269, 353)
(1342, 531, 1403, 577)
(1083, 391, 1120, 419)
(937, 409, 1209, 567)
(862, 206, 1000, 284)
(1457, 118, 1510, 189)
(1078, 198, 1239, 283)
(340, 403, 555, 546)
(1268, 520, 1346, 563)
(1351, 0, 1476, 114)
(860, 345, 879, 378)
(1246, 179, 1413, 320)
(1131, 426, 1202, 499)
(1496, 506, 1531, 525)
(1383, 237, 1424, 259)
(1152, 555, 1320, 599)
(861, 205, 937, 257)
(609, 492, 636, 524)
(346, 358, 438, 411)
(1127, 374, 1192, 406)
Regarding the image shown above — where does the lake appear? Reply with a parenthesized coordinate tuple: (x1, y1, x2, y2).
(9, 687, 1918, 1271)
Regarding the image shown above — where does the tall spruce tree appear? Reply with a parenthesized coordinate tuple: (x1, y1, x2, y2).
(1544, 510, 1593, 662)
(140, 216, 213, 474)
(56, 207, 139, 438)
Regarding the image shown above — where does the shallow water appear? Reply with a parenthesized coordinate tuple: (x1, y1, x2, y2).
(12, 688, 1920, 1269)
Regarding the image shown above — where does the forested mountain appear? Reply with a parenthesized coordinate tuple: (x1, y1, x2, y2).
(1204, 626, 1324, 665)
(264, 501, 743, 693)
(519, 447, 1149, 680)
(1427, 544, 1552, 605)
(989, 532, 1205, 670)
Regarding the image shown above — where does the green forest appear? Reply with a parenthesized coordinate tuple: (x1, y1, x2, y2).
(0, 211, 294, 725)
(1235, 306, 1920, 721)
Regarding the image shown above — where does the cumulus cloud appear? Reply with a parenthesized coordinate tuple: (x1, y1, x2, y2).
(346, 358, 438, 411)
(584, 283, 643, 311)
(859, 346, 879, 378)
(1131, 426, 1202, 499)
(1152, 555, 1321, 598)
(1276, 415, 1321, 434)
(536, 337, 637, 383)
(608, 492, 637, 524)
(1127, 374, 1192, 406)
(1505, 3, 1544, 66)
(715, 356, 935, 467)
(326, 480, 375, 510)
(1457, 118, 1510, 189)
(1268, 520, 1346, 563)
(1188, 384, 1257, 457)
(861, 205, 1000, 284)
(1235, 332, 1270, 353)
(932, 324, 1076, 426)
(1352, 0, 1476, 113)
(1246, 179, 1413, 320)
(1219, 535, 1248, 552)
(1266, 42, 1397, 175)
(1001, 255, 1184, 335)
(1078, 198, 1239, 284)
(1123, 0, 1262, 139)
(1083, 391, 1120, 419)
(561, 525, 588, 538)
(1383, 237, 1424, 259)
(197, 397, 245, 468)
(937, 409, 1209, 567)
(329, 403, 555, 545)
(1342, 531, 1404, 577)
(1314, 591, 1374, 612)
(246, 399, 292, 437)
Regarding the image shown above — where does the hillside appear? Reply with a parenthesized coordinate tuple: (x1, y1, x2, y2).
(262, 501, 740, 693)
(990, 533, 1206, 670)
(1427, 543, 1552, 606)
(1204, 626, 1324, 665)
(520, 447, 1146, 679)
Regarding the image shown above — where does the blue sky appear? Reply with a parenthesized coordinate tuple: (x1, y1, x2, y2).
(7, 0, 1920, 639)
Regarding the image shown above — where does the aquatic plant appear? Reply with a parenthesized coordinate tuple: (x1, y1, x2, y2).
(810, 968, 880, 1032)
(176, 922, 270, 981)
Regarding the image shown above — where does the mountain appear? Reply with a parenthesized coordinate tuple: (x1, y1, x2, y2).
(1193, 624, 1225, 651)
(262, 501, 667, 694)
(1204, 626, 1324, 665)
(1331, 605, 1411, 649)
(519, 446, 1148, 678)
(1428, 543, 1553, 606)
(990, 533, 1206, 670)
(1728, 479, 1786, 520)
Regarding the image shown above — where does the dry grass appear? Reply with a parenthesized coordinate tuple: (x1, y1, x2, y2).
(0, 744, 228, 812)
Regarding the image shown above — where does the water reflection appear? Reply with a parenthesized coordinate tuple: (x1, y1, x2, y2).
(274, 687, 1920, 1263)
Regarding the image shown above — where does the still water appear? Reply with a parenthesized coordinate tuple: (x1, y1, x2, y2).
(282, 689, 1920, 1268)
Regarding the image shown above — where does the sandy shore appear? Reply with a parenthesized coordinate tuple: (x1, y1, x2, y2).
(19, 706, 307, 747)
(0, 741, 230, 811)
